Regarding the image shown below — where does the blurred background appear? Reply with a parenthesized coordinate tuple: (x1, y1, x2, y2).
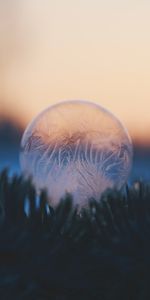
(0, 0, 150, 180)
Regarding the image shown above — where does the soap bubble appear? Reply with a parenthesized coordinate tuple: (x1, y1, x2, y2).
(20, 100, 133, 207)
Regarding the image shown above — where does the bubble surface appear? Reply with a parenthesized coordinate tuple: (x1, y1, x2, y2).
(20, 100, 133, 207)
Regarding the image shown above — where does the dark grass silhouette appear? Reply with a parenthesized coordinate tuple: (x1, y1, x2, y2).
(0, 169, 150, 299)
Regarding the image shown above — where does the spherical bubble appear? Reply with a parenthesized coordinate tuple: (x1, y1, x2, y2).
(20, 100, 133, 208)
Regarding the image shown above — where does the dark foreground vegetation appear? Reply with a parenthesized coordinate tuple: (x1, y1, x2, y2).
(0, 169, 150, 299)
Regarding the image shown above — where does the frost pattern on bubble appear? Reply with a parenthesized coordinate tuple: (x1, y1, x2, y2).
(20, 100, 133, 207)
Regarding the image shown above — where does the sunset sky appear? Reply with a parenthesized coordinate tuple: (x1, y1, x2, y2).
(0, 0, 150, 143)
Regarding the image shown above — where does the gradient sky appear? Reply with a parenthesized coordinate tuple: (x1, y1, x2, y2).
(0, 0, 150, 142)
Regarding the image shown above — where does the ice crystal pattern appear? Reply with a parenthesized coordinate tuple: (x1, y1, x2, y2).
(20, 100, 133, 207)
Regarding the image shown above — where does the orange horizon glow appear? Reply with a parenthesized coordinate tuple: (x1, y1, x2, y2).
(0, 0, 150, 144)
(1, 104, 150, 147)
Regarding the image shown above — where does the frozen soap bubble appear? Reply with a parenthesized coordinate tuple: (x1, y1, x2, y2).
(20, 100, 133, 208)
